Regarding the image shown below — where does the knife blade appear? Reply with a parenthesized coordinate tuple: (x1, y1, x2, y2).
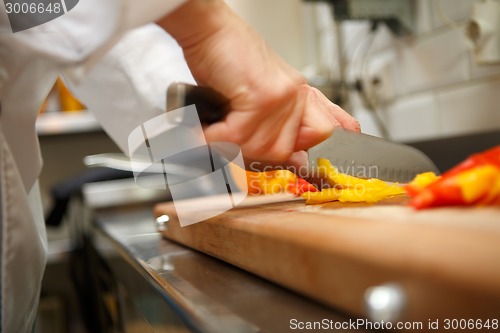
(167, 82, 439, 183)
(308, 129, 439, 183)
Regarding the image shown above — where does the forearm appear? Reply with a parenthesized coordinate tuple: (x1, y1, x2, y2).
(69, 25, 195, 154)
(157, 0, 230, 49)
(156, 0, 359, 167)
(157, 0, 303, 98)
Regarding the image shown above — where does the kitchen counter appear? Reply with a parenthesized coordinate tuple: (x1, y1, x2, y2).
(84, 175, 500, 332)
(91, 205, 371, 333)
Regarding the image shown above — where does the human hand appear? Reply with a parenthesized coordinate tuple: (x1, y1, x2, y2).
(158, 0, 360, 171)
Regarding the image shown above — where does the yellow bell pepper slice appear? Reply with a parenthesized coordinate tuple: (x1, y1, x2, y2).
(302, 158, 406, 204)
(457, 164, 499, 203)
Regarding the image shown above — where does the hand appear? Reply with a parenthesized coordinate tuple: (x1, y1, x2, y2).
(158, 0, 360, 171)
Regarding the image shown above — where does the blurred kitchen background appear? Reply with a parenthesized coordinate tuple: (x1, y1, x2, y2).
(227, 0, 500, 141)
(35, 1, 500, 332)
(222, 0, 500, 173)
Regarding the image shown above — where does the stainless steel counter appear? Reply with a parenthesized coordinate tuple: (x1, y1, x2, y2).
(91, 206, 369, 333)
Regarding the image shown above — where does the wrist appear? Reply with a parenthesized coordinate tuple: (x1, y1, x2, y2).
(157, 0, 230, 49)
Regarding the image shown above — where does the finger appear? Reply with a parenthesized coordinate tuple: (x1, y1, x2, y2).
(293, 119, 340, 152)
(292, 86, 339, 151)
(242, 150, 308, 174)
(203, 121, 230, 143)
(204, 114, 297, 163)
(294, 86, 363, 151)
(311, 87, 361, 132)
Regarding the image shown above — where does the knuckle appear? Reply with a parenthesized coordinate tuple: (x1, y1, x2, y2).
(246, 143, 292, 162)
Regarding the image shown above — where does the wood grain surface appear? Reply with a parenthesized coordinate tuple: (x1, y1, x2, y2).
(154, 195, 500, 326)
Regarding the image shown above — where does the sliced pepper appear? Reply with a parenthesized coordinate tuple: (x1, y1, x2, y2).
(246, 169, 317, 195)
(303, 188, 341, 204)
(405, 172, 440, 197)
(289, 177, 318, 195)
(316, 158, 388, 188)
(408, 146, 500, 209)
(302, 158, 406, 204)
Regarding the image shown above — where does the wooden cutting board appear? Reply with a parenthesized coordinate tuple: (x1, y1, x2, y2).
(154, 195, 500, 325)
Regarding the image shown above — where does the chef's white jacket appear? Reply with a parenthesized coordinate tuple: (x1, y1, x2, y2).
(0, 1, 195, 331)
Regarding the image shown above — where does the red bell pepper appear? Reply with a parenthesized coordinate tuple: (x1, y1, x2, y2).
(408, 146, 500, 209)
(289, 177, 318, 195)
(246, 170, 317, 195)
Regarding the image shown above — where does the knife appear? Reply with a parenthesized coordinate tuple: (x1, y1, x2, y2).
(166, 82, 439, 183)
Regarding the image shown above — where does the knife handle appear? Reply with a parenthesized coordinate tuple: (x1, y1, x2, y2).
(166, 82, 229, 124)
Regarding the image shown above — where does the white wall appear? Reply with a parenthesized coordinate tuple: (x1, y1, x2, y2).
(228, 0, 500, 142)
(336, 0, 500, 142)
(225, 0, 307, 70)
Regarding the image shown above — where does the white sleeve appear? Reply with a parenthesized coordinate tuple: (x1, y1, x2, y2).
(1, 0, 193, 154)
(67, 24, 196, 154)
(1, 0, 187, 65)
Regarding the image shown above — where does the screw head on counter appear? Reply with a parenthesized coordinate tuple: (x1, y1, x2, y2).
(155, 214, 170, 231)
(365, 283, 406, 323)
